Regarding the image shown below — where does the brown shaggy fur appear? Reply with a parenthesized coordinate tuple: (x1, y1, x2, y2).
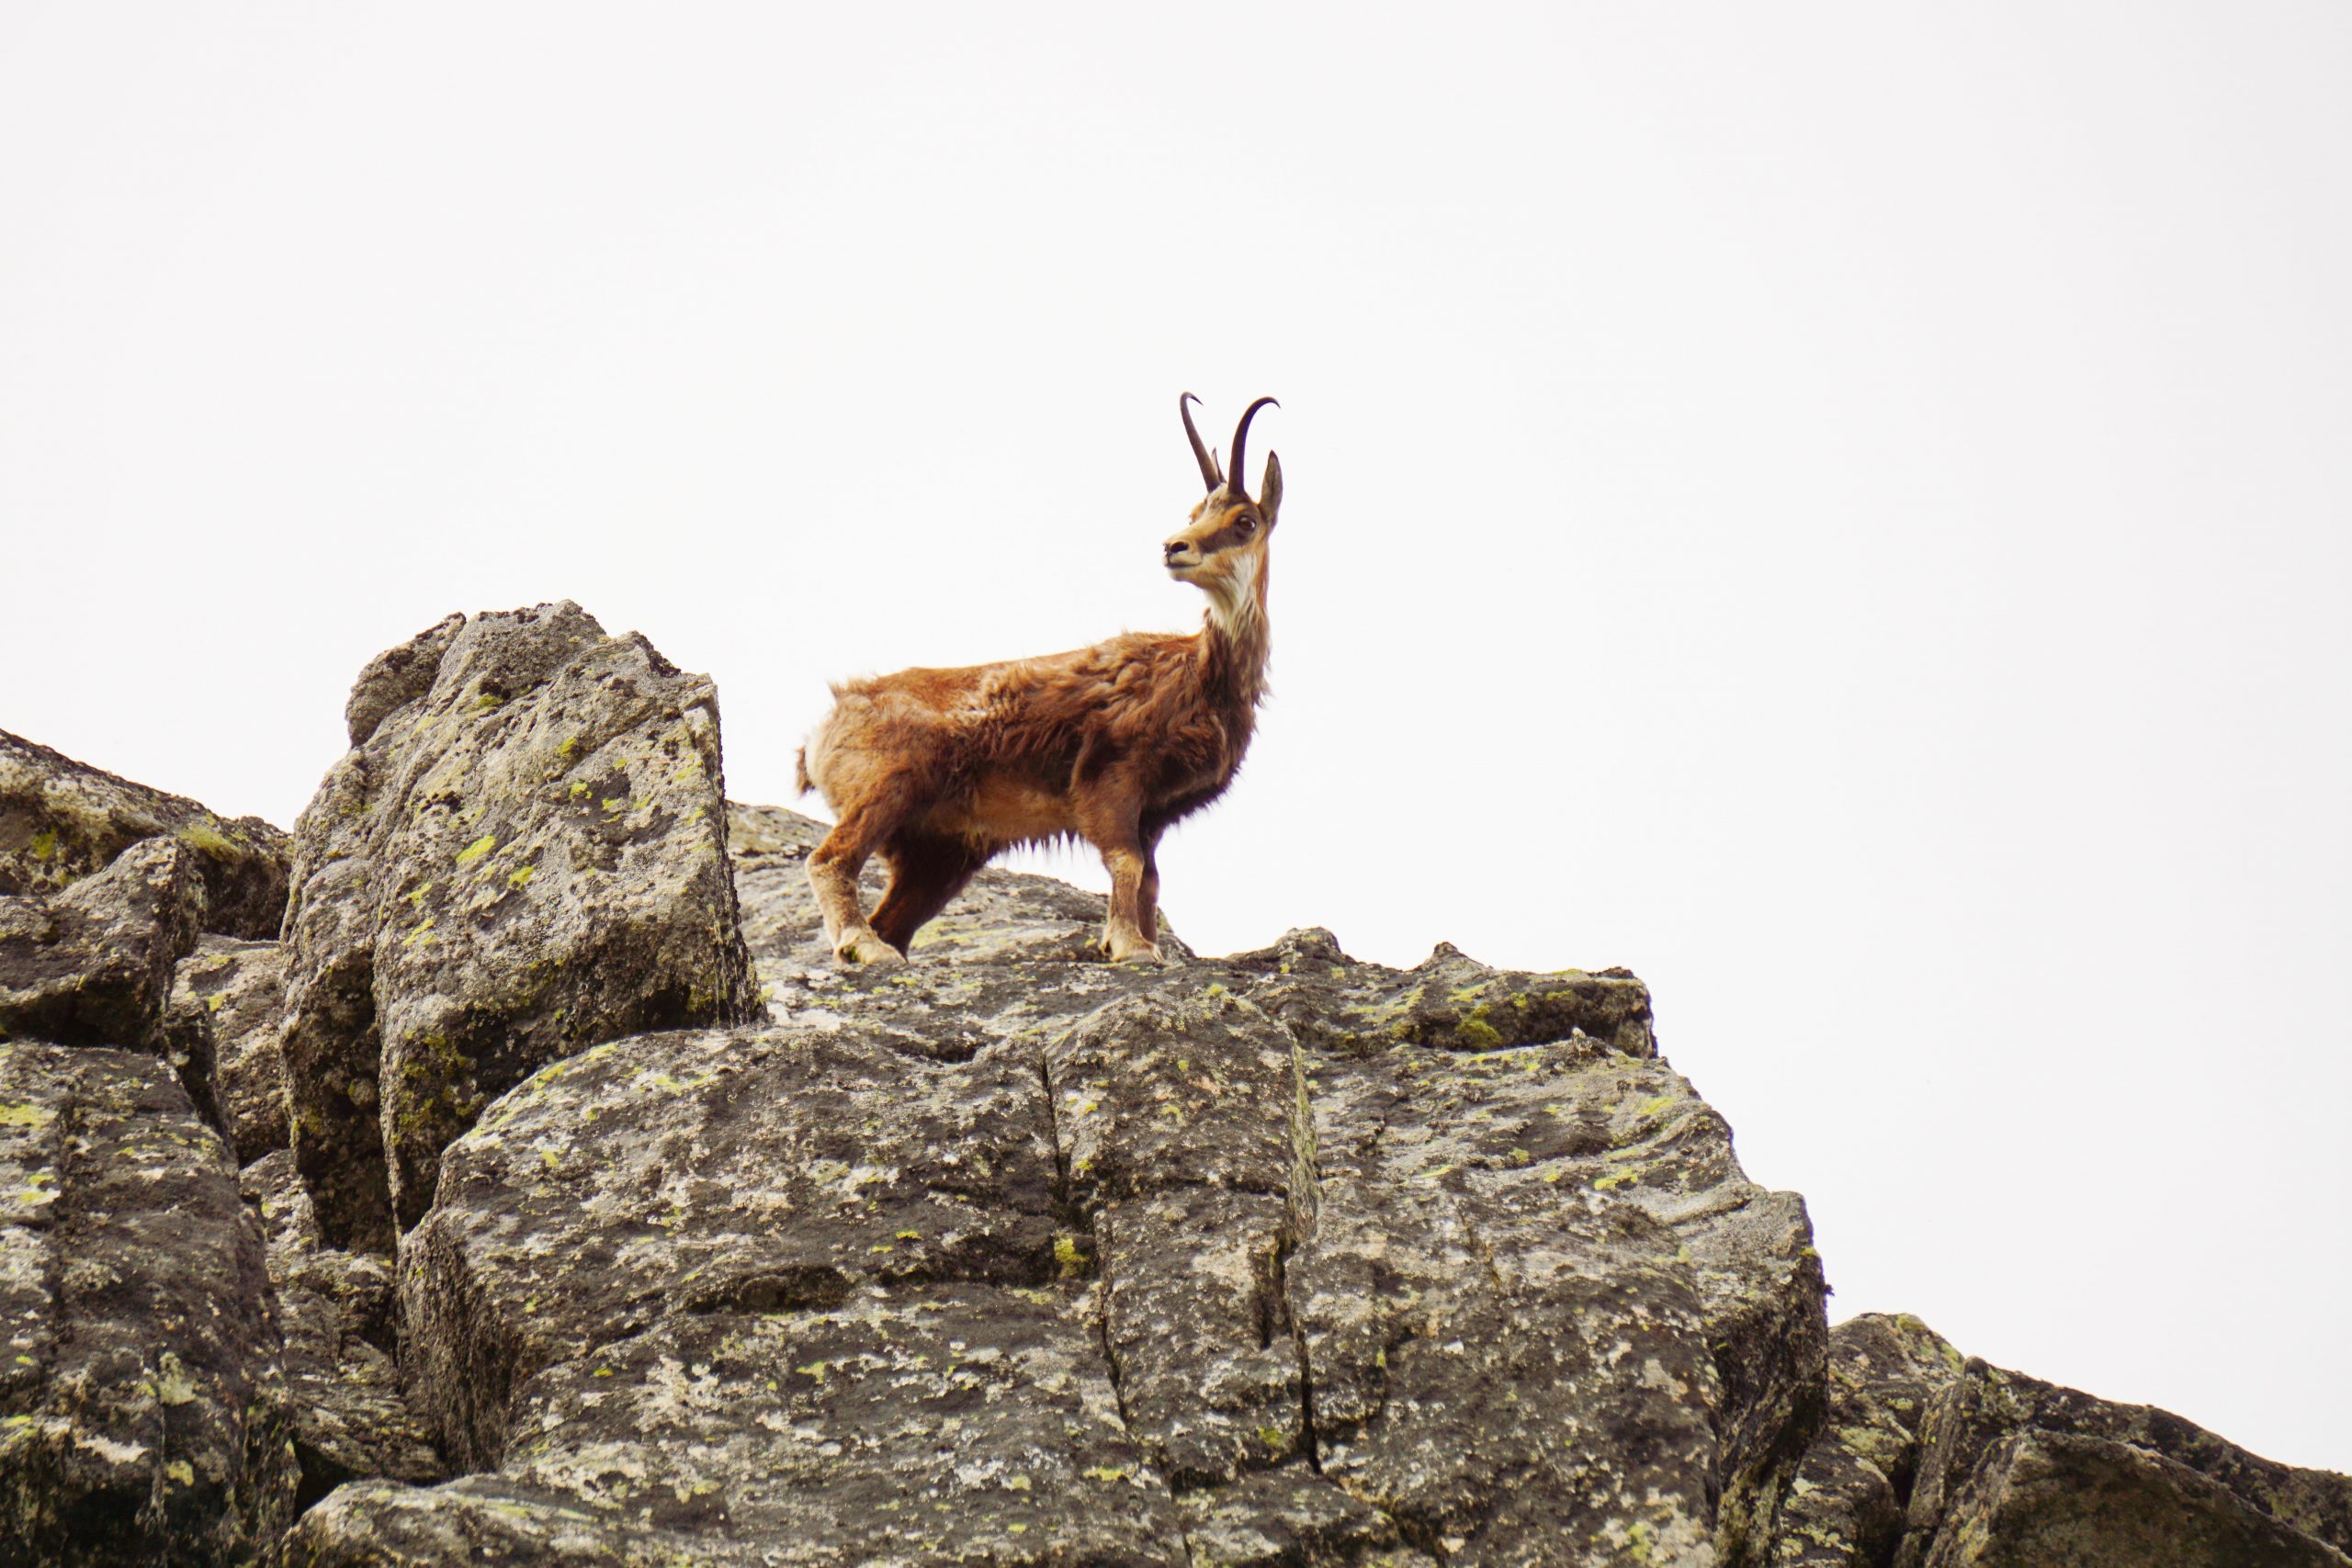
(798, 399, 1283, 965)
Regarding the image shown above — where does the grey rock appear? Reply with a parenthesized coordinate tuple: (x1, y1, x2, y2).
(1226, 925, 1656, 1059)
(1913, 1430, 2348, 1567)
(1180, 1466, 1440, 1568)
(279, 604, 760, 1249)
(1047, 988, 1315, 1488)
(164, 936, 291, 1165)
(299, 1287, 1186, 1567)
(308, 1288, 1194, 1568)
(400, 1021, 1065, 1470)
(0, 729, 289, 941)
(0, 836, 208, 1069)
(1772, 1313, 1966, 1566)
(1896, 1359, 2352, 1567)
(1292, 1039, 1740, 1566)
(356, 869, 1827, 1567)
(342, 614, 464, 750)
(0, 1043, 296, 1564)
(242, 1153, 444, 1511)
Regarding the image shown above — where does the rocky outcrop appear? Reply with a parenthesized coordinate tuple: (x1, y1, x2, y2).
(3, 607, 2346, 1567)
(0, 1043, 297, 1564)
(0, 729, 288, 941)
(278, 604, 760, 1250)
(287, 802, 1824, 1568)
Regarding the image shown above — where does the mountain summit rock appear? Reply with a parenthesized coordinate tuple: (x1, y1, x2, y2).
(0, 606, 2342, 1567)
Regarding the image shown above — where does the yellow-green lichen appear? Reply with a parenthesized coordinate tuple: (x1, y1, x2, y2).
(454, 834, 498, 868)
(28, 829, 57, 862)
(177, 819, 238, 857)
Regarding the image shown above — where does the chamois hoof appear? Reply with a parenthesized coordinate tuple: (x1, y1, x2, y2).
(1102, 938, 1169, 966)
(834, 929, 906, 969)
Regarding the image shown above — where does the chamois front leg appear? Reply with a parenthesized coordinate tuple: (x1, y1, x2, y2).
(808, 807, 907, 969)
(1078, 799, 1163, 964)
(1098, 840, 1162, 964)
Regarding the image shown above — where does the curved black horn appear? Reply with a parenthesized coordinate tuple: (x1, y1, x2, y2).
(1179, 392, 1223, 493)
(1227, 397, 1279, 499)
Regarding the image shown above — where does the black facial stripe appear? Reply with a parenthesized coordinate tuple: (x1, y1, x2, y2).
(1195, 515, 1258, 554)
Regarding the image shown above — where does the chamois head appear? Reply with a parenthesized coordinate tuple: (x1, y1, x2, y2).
(1165, 393, 1282, 634)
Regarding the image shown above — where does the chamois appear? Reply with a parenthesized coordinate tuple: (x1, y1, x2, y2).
(797, 393, 1282, 966)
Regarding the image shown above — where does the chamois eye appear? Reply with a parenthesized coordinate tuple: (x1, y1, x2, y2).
(1236, 517, 1257, 535)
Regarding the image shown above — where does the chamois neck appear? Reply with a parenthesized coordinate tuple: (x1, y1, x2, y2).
(1197, 556, 1271, 709)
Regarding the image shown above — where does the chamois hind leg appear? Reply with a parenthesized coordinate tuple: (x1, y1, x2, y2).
(808, 796, 914, 968)
(1133, 830, 1164, 949)
(869, 830, 989, 956)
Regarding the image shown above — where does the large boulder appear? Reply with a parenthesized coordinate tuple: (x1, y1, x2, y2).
(0, 1043, 297, 1564)
(0, 730, 288, 941)
(278, 604, 761, 1249)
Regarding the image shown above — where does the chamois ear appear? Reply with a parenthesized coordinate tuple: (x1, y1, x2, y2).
(1259, 451, 1283, 525)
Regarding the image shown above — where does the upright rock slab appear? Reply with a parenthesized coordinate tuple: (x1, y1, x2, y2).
(1771, 1313, 1965, 1567)
(279, 604, 760, 1247)
(164, 935, 293, 1165)
(0, 1043, 297, 1564)
(0, 729, 288, 941)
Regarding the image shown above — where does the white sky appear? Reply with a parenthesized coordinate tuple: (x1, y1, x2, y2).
(5, 4, 2346, 1472)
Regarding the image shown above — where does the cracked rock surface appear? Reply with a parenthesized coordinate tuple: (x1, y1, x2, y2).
(4, 614, 2347, 1566)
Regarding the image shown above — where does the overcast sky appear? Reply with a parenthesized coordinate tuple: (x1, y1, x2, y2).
(5, 4, 2346, 1472)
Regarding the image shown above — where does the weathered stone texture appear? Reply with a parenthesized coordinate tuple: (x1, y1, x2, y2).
(400, 1021, 1063, 1470)
(0, 1043, 296, 1565)
(278, 604, 759, 1249)
(0, 729, 288, 941)
(296, 1289, 1185, 1568)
